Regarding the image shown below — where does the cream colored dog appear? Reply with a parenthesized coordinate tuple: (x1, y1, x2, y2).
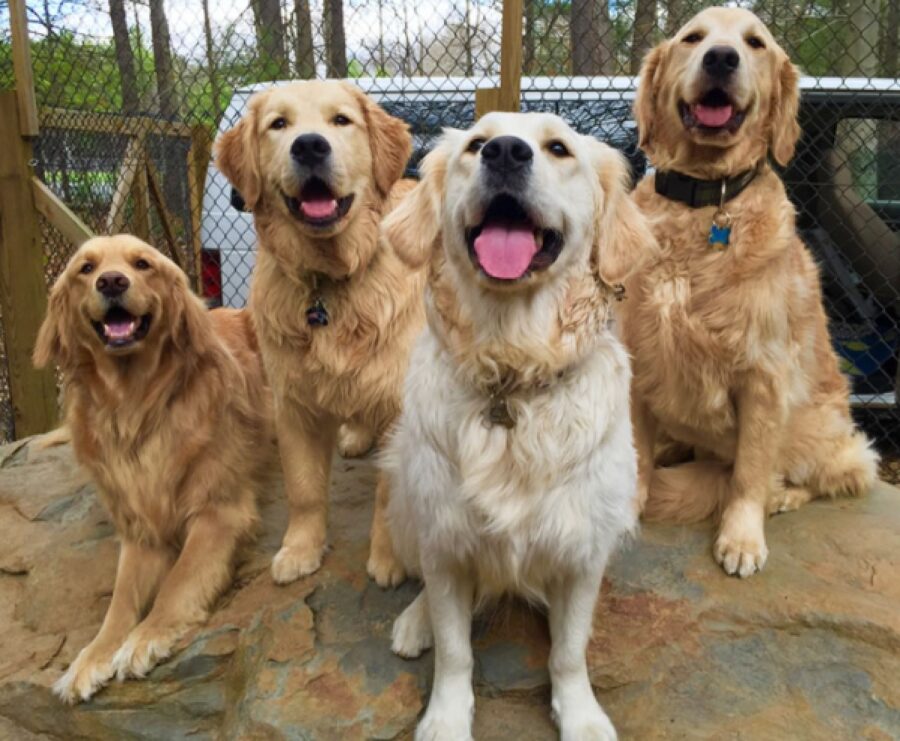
(623, 8, 879, 577)
(216, 81, 424, 587)
(381, 113, 655, 740)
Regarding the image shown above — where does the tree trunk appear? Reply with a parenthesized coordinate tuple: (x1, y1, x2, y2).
(201, 0, 223, 123)
(630, 0, 657, 73)
(294, 0, 315, 78)
(664, 0, 686, 36)
(324, 0, 348, 77)
(149, 0, 182, 215)
(880, 0, 899, 76)
(571, 0, 616, 75)
(251, 0, 288, 80)
(523, 0, 535, 74)
(108, 0, 139, 113)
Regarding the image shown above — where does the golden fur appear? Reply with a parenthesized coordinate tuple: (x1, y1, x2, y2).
(34, 235, 274, 702)
(624, 8, 879, 577)
(215, 81, 424, 586)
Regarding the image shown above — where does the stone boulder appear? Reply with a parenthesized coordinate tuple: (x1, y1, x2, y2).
(0, 437, 897, 739)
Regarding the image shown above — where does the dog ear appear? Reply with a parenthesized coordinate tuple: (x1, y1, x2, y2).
(769, 55, 801, 166)
(215, 100, 263, 211)
(345, 83, 413, 197)
(381, 132, 455, 269)
(592, 143, 659, 287)
(169, 268, 214, 355)
(634, 43, 668, 155)
(33, 282, 71, 370)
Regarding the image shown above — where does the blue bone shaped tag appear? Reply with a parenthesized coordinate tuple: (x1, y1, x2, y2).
(708, 223, 731, 246)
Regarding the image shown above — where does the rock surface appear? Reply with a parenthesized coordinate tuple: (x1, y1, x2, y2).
(0, 436, 898, 740)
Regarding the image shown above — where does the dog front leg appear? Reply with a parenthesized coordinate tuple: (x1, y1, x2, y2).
(272, 406, 338, 584)
(417, 565, 476, 741)
(548, 568, 617, 741)
(54, 540, 173, 703)
(714, 373, 785, 578)
(631, 395, 658, 515)
(367, 473, 407, 587)
(111, 507, 244, 679)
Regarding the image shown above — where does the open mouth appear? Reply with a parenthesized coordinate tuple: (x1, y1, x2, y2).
(92, 305, 151, 349)
(283, 177, 354, 228)
(680, 89, 746, 133)
(465, 194, 564, 282)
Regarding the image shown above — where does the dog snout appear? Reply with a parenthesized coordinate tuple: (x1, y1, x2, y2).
(96, 271, 130, 298)
(702, 45, 740, 78)
(482, 136, 533, 173)
(291, 133, 332, 167)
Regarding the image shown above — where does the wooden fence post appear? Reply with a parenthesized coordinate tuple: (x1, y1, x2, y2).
(475, 0, 524, 119)
(0, 92, 59, 437)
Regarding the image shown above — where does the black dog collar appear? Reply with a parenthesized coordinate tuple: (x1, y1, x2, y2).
(654, 164, 762, 209)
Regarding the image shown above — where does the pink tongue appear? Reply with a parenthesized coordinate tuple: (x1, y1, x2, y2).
(105, 319, 135, 339)
(473, 225, 539, 280)
(693, 104, 733, 127)
(301, 198, 338, 219)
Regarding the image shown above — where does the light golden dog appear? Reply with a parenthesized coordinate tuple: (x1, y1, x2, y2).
(381, 113, 654, 740)
(624, 8, 879, 577)
(34, 235, 273, 702)
(215, 81, 424, 586)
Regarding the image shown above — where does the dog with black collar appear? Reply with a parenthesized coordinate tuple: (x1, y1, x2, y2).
(621, 7, 878, 578)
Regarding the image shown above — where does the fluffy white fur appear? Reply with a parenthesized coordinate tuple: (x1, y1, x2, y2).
(380, 113, 655, 740)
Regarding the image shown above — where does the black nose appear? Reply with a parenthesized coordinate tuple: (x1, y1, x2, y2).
(481, 136, 533, 171)
(96, 271, 129, 298)
(702, 45, 740, 77)
(291, 133, 332, 166)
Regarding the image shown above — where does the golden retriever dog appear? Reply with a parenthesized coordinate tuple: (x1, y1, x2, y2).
(34, 235, 273, 703)
(214, 81, 424, 587)
(380, 113, 655, 740)
(624, 7, 879, 578)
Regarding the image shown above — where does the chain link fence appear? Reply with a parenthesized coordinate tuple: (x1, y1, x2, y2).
(0, 0, 898, 466)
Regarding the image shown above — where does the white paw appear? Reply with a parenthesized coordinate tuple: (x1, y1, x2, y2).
(552, 694, 617, 741)
(111, 626, 177, 680)
(415, 699, 474, 741)
(367, 552, 406, 588)
(714, 501, 768, 578)
(271, 544, 323, 585)
(53, 648, 116, 704)
(392, 598, 433, 658)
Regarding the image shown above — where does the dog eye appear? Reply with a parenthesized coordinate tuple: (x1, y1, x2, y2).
(270, 117, 287, 130)
(682, 32, 704, 44)
(79, 262, 94, 275)
(746, 35, 765, 49)
(134, 259, 151, 271)
(547, 140, 571, 158)
(466, 137, 486, 154)
(333, 114, 351, 126)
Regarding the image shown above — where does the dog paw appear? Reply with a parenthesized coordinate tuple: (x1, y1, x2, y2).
(53, 648, 117, 704)
(367, 551, 406, 588)
(392, 600, 432, 658)
(714, 501, 768, 578)
(111, 624, 180, 680)
(415, 698, 474, 741)
(271, 544, 323, 584)
(767, 486, 813, 515)
(337, 423, 374, 458)
(554, 704, 617, 741)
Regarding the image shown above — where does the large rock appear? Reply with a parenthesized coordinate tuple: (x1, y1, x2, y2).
(0, 437, 897, 739)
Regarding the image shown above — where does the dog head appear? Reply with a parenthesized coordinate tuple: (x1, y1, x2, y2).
(34, 235, 208, 370)
(215, 81, 411, 240)
(383, 112, 655, 291)
(635, 7, 800, 173)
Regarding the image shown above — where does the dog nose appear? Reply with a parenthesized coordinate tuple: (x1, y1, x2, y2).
(702, 45, 740, 77)
(96, 271, 130, 298)
(481, 136, 533, 171)
(291, 134, 332, 166)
